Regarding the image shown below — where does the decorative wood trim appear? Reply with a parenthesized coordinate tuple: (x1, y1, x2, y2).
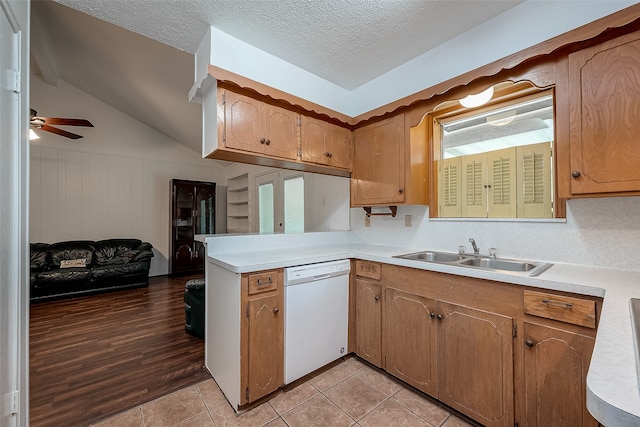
(209, 5, 640, 127)
(209, 64, 354, 125)
(353, 5, 640, 124)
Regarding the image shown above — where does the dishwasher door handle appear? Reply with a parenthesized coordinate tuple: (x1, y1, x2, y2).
(312, 274, 332, 281)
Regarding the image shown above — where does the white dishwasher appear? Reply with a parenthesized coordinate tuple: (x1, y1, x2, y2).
(284, 259, 350, 384)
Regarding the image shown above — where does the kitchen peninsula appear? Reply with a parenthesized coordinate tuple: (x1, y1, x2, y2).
(198, 231, 640, 427)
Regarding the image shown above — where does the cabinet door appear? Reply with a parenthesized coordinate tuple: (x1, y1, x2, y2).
(351, 114, 405, 206)
(384, 288, 437, 396)
(224, 90, 264, 153)
(262, 103, 299, 160)
(517, 142, 552, 218)
(355, 279, 382, 367)
(300, 116, 352, 170)
(487, 147, 516, 218)
(437, 302, 514, 427)
(195, 183, 215, 235)
(244, 292, 283, 403)
(460, 153, 487, 218)
(568, 31, 640, 194)
(173, 241, 195, 272)
(437, 157, 462, 217)
(523, 322, 597, 427)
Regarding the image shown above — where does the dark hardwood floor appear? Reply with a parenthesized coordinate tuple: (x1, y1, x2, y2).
(29, 274, 210, 427)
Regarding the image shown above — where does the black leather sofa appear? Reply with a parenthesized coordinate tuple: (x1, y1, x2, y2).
(30, 239, 154, 302)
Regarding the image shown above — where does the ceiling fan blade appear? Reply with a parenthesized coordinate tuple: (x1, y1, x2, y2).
(40, 117, 94, 127)
(40, 124, 84, 139)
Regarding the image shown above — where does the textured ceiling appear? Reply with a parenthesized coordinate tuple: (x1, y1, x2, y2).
(31, 0, 527, 153)
(51, 0, 522, 90)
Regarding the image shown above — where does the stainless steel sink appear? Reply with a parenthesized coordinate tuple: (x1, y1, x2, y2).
(395, 251, 463, 263)
(393, 250, 552, 277)
(457, 257, 538, 272)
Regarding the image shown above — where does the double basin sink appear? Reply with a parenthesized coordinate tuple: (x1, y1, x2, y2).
(393, 250, 553, 277)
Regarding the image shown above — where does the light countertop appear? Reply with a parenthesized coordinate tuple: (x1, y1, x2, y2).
(199, 232, 640, 426)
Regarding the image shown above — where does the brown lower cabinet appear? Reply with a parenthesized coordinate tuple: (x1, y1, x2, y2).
(354, 278, 382, 367)
(240, 270, 284, 405)
(523, 322, 597, 427)
(354, 260, 600, 427)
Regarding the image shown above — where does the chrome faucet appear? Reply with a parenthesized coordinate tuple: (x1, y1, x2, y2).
(469, 238, 479, 255)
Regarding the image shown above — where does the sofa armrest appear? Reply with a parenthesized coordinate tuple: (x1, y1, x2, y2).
(132, 245, 154, 262)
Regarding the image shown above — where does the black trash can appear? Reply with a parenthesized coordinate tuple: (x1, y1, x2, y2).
(184, 278, 205, 338)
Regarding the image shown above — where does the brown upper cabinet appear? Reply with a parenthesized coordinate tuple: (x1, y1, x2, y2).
(300, 116, 352, 170)
(210, 87, 352, 178)
(223, 90, 299, 161)
(568, 29, 640, 195)
(351, 114, 429, 207)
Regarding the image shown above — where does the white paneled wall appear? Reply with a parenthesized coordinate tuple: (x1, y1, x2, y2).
(30, 147, 224, 277)
(30, 76, 227, 276)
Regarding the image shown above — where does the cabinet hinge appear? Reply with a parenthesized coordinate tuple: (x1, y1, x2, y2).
(245, 386, 249, 402)
(296, 147, 301, 158)
(221, 91, 226, 105)
(297, 117, 301, 126)
(6, 390, 19, 415)
(245, 303, 249, 319)
(8, 70, 20, 93)
(512, 324, 517, 338)
(222, 130, 226, 143)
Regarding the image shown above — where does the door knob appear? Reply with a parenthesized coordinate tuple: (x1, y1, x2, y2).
(525, 340, 535, 348)
(260, 138, 266, 144)
(571, 171, 581, 178)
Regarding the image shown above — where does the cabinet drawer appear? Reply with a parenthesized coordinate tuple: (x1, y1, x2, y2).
(524, 290, 596, 329)
(355, 260, 381, 280)
(247, 271, 278, 295)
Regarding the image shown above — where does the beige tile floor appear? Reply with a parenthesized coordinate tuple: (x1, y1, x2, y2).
(92, 358, 476, 427)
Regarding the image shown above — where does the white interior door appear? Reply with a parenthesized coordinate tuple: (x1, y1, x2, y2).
(0, 1, 28, 426)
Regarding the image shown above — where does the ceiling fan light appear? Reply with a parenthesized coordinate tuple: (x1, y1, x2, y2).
(29, 129, 40, 140)
(460, 86, 494, 108)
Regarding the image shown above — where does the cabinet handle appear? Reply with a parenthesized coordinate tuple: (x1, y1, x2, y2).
(571, 171, 581, 179)
(374, 295, 380, 302)
(541, 299, 573, 309)
(325, 152, 333, 158)
(398, 188, 404, 194)
(260, 138, 266, 144)
(437, 314, 443, 320)
(257, 276, 273, 286)
(429, 312, 435, 319)
(274, 307, 279, 314)
(265, 139, 271, 145)
(525, 340, 535, 348)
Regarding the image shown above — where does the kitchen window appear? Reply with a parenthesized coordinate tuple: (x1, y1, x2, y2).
(431, 84, 556, 219)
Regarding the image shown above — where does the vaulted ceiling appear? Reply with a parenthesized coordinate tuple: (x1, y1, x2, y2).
(29, 1, 629, 154)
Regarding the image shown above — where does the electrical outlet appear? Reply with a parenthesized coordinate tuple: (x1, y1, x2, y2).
(405, 214, 412, 227)
(365, 216, 371, 227)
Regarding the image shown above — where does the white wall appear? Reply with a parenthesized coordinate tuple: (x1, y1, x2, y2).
(350, 196, 640, 273)
(29, 76, 227, 276)
(222, 162, 350, 233)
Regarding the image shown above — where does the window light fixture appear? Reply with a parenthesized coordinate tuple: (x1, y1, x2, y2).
(459, 86, 494, 108)
(29, 129, 40, 140)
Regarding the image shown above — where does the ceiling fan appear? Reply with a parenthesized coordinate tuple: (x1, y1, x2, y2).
(30, 108, 94, 140)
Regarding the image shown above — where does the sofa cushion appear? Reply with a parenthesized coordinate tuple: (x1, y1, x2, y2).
(94, 239, 143, 266)
(90, 262, 150, 280)
(36, 267, 92, 285)
(49, 241, 95, 268)
(30, 243, 50, 271)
